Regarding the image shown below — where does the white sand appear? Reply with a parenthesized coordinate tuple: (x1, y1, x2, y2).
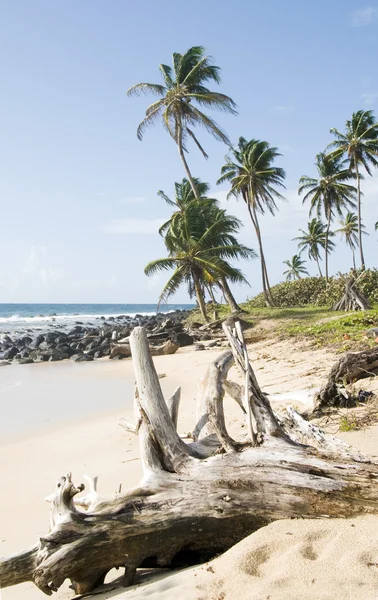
(1, 339, 377, 600)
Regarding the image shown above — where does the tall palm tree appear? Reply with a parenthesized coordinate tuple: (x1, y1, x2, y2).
(159, 179, 254, 313)
(335, 212, 367, 270)
(298, 153, 356, 280)
(218, 137, 286, 306)
(145, 205, 255, 321)
(127, 46, 237, 198)
(328, 109, 378, 269)
(283, 255, 309, 281)
(293, 218, 333, 278)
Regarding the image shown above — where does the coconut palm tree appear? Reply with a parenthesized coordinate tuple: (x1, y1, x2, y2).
(335, 212, 368, 270)
(298, 153, 356, 280)
(158, 179, 255, 314)
(218, 137, 286, 306)
(293, 218, 333, 278)
(283, 255, 309, 281)
(328, 109, 378, 269)
(145, 205, 255, 320)
(127, 46, 237, 198)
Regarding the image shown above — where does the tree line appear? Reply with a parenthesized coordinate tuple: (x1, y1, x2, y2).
(127, 46, 378, 314)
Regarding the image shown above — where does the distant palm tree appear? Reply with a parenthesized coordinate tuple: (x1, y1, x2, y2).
(218, 137, 286, 306)
(127, 46, 237, 198)
(298, 153, 356, 280)
(328, 109, 378, 269)
(335, 212, 367, 270)
(145, 205, 255, 320)
(283, 255, 309, 281)
(294, 218, 333, 278)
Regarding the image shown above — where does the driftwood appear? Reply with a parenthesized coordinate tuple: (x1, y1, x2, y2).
(314, 347, 378, 412)
(2, 324, 378, 597)
(110, 339, 179, 359)
(332, 274, 371, 311)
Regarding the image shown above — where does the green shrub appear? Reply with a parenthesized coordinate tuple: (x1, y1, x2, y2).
(247, 269, 378, 308)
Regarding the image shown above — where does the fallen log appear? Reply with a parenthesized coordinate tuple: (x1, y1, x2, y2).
(110, 338, 179, 360)
(2, 325, 378, 597)
(314, 347, 378, 412)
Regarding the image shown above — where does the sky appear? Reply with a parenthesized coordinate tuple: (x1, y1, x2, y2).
(1, 0, 378, 303)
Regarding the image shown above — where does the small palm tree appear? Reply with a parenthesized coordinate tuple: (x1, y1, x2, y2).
(335, 212, 368, 270)
(283, 255, 309, 281)
(328, 109, 378, 269)
(299, 153, 356, 280)
(127, 46, 237, 198)
(145, 206, 255, 321)
(294, 218, 333, 278)
(218, 137, 286, 306)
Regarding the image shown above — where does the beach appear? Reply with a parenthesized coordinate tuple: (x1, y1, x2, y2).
(1, 338, 378, 599)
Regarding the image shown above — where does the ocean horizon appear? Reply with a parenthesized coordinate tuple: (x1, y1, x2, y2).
(0, 303, 195, 334)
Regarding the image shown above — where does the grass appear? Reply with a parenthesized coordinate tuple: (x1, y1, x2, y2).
(184, 302, 378, 351)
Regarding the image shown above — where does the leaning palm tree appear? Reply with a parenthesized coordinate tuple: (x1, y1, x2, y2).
(158, 178, 246, 312)
(298, 153, 356, 280)
(127, 46, 237, 198)
(328, 109, 378, 269)
(283, 255, 309, 281)
(145, 206, 255, 321)
(335, 212, 367, 270)
(218, 137, 286, 306)
(293, 218, 333, 278)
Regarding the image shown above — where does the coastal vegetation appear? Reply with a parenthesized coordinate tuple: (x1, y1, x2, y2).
(128, 45, 378, 317)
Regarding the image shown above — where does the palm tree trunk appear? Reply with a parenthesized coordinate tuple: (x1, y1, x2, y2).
(193, 273, 208, 322)
(247, 203, 274, 307)
(315, 256, 323, 278)
(176, 118, 199, 199)
(219, 277, 243, 314)
(325, 214, 331, 281)
(355, 164, 366, 270)
(352, 247, 356, 270)
(207, 284, 217, 304)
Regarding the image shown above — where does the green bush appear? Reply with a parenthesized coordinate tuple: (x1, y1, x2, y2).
(247, 269, 378, 308)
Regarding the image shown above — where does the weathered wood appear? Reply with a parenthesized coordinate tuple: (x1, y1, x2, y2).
(314, 347, 378, 412)
(332, 274, 371, 311)
(2, 325, 378, 597)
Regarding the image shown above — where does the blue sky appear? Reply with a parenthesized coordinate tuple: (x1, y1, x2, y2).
(1, 0, 378, 303)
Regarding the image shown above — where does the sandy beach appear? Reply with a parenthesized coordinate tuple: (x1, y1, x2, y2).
(1, 339, 378, 599)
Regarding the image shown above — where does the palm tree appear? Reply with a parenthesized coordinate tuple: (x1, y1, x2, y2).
(328, 109, 378, 269)
(127, 46, 237, 198)
(293, 218, 333, 278)
(335, 212, 367, 270)
(218, 137, 286, 306)
(298, 153, 356, 280)
(157, 179, 255, 313)
(145, 205, 255, 321)
(283, 255, 309, 281)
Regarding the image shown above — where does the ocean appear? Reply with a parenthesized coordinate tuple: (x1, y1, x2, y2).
(0, 303, 195, 334)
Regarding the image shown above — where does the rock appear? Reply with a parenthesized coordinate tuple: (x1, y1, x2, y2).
(16, 357, 34, 364)
(33, 334, 45, 348)
(110, 345, 131, 359)
(4, 347, 19, 360)
(47, 349, 70, 361)
(0, 360, 11, 366)
(195, 343, 205, 351)
(150, 340, 179, 356)
(173, 332, 193, 347)
(70, 353, 93, 362)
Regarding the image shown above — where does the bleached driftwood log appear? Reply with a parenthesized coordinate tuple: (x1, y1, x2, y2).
(2, 324, 378, 597)
(314, 346, 378, 412)
(332, 274, 371, 311)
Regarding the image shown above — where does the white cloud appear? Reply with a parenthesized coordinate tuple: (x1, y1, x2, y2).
(0, 246, 64, 294)
(350, 6, 378, 26)
(102, 218, 165, 234)
(361, 92, 378, 105)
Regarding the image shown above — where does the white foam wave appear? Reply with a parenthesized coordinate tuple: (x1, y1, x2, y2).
(0, 309, 178, 327)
